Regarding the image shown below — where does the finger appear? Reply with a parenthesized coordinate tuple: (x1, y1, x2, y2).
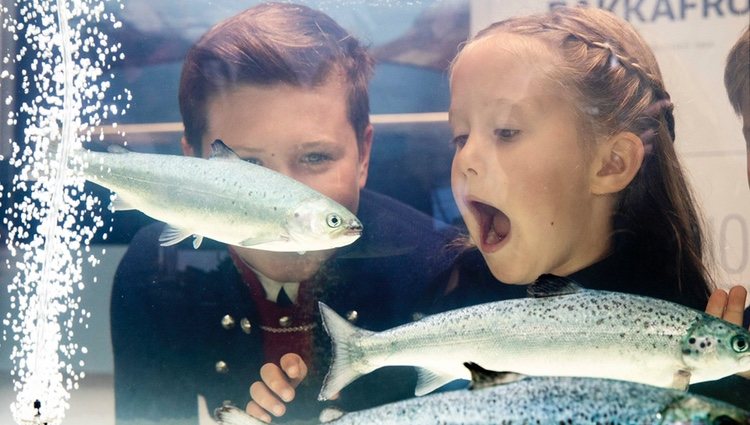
(260, 363, 295, 402)
(250, 381, 286, 417)
(245, 400, 272, 423)
(280, 353, 308, 384)
(724, 286, 748, 327)
(705, 289, 728, 318)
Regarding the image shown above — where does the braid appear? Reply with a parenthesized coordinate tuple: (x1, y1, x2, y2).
(546, 25, 677, 141)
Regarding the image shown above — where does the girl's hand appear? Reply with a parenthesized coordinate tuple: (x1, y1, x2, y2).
(245, 353, 308, 423)
(705, 285, 750, 379)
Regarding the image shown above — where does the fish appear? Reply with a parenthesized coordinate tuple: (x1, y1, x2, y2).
(67, 140, 363, 251)
(214, 364, 750, 424)
(318, 274, 750, 400)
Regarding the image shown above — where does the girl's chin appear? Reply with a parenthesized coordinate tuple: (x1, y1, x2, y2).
(483, 258, 538, 285)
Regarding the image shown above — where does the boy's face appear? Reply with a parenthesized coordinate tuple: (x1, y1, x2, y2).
(449, 34, 611, 284)
(184, 75, 371, 282)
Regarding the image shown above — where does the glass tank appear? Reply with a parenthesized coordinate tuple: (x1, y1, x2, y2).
(0, 0, 748, 424)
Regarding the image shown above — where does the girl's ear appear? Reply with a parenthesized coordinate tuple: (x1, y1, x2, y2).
(590, 131, 645, 195)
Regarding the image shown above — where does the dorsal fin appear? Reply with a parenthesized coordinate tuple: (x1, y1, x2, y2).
(526, 274, 583, 298)
(463, 362, 524, 390)
(209, 139, 241, 161)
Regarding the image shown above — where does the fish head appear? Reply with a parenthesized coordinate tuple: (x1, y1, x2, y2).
(285, 198, 363, 251)
(682, 316, 750, 380)
(660, 394, 750, 425)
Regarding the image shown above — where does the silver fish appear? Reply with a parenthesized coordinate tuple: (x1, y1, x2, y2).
(318, 275, 750, 400)
(215, 371, 750, 424)
(75, 140, 362, 251)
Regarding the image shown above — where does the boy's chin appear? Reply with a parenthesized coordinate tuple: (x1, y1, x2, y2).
(235, 247, 333, 282)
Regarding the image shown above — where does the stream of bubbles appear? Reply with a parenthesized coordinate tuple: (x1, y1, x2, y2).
(0, 1, 127, 423)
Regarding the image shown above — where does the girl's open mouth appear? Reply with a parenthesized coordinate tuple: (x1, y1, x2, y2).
(469, 201, 510, 251)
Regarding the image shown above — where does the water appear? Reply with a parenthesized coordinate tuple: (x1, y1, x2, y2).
(0, 1, 127, 423)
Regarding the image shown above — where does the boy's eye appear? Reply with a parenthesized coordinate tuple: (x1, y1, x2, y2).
(244, 157, 263, 166)
(495, 128, 520, 140)
(301, 152, 332, 164)
(450, 135, 468, 148)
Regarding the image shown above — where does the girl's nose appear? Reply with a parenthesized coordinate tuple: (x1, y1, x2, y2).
(453, 135, 482, 177)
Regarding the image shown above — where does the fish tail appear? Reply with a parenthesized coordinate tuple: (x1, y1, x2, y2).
(318, 302, 374, 401)
(213, 405, 265, 425)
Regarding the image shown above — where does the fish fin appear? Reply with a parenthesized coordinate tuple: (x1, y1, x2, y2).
(158, 225, 193, 246)
(108, 194, 137, 212)
(193, 235, 204, 249)
(463, 362, 525, 390)
(237, 234, 288, 248)
(318, 302, 374, 401)
(671, 369, 691, 390)
(209, 140, 242, 161)
(106, 144, 130, 154)
(414, 368, 458, 396)
(213, 404, 265, 425)
(319, 408, 346, 423)
(527, 274, 584, 298)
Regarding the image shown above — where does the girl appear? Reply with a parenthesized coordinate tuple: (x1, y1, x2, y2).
(450, 5, 711, 309)
(448, 5, 749, 406)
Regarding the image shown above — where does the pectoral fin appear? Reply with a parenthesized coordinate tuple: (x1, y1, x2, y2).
(463, 362, 525, 390)
(159, 225, 193, 247)
(415, 368, 458, 396)
(319, 408, 346, 423)
(671, 369, 691, 390)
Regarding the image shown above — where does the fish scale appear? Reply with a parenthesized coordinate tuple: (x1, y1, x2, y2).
(215, 376, 750, 424)
(318, 276, 750, 400)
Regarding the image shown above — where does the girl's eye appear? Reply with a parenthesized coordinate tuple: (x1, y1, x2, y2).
(301, 152, 332, 165)
(450, 135, 468, 148)
(495, 128, 520, 141)
(244, 157, 263, 166)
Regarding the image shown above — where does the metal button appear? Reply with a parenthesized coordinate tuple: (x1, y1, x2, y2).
(221, 314, 235, 330)
(345, 310, 358, 323)
(215, 360, 228, 374)
(278, 316, 292, 327)
(240, 318, 252, 334)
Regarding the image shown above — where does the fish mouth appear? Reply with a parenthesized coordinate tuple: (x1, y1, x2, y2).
(344, 219, 363, 237)
(468, 199, 510, 252)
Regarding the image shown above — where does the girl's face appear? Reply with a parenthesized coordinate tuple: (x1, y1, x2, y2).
(449, 33, 612, 284)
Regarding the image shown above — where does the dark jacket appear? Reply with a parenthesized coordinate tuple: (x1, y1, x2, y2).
(110, 189, 466, 424)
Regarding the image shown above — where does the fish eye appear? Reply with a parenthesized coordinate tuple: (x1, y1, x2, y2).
(730, 336, 748, 353)
(326, 213, 341, 228)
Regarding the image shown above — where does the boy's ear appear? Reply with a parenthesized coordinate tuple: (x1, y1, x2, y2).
(181, 135, 197, 157)
(590, 131, 644, 195)
(357, 124, 373, 189)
